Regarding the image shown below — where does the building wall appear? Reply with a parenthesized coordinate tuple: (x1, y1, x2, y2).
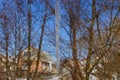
(30, 61, 42, 72)
(18, 47, 55, 74)
(18, 59, 42, 72)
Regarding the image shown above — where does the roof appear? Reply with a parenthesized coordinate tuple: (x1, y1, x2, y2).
(81, 58, 87, 61)
(20, 46, 54, 63)
(0, 53, 6, 59)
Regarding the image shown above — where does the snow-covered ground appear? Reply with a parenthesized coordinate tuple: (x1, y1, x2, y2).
(17, 78, 27, 80)
(44, 75, 60, 80)
(17, 75, 60, 80)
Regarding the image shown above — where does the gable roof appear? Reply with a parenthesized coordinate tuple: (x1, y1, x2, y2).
(20, 46, 54, 63)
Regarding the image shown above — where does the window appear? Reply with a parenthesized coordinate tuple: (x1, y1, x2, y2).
(23, 52, 28, 57)
(23, 51, 35, 59)
(0, 57, 2, 61)
(30, 51, 35, 57)
(42, 62, 49, 71)
(22, 63, 28, 70)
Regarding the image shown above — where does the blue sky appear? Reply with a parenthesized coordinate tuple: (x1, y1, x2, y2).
(0, 0, 115, 61)
(0, 0, 83, 60)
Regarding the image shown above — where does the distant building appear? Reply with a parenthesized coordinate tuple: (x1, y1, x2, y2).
(17, 46, 57, 78)
(0, 54, 6, 70)
(0, 54, 17, 80)
(59, 58, 98, 80)
(0, 46, 57, 79)
(0, 53, 6, 78)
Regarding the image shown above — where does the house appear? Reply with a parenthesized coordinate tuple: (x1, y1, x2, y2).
(17, 46, 57, 78)
(0, 46, 57, 79)
(59, 58, 98, 80)
(0, 54, 6, 78)
(0, 54, 6, 70)
(0, 54, 17, 80)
